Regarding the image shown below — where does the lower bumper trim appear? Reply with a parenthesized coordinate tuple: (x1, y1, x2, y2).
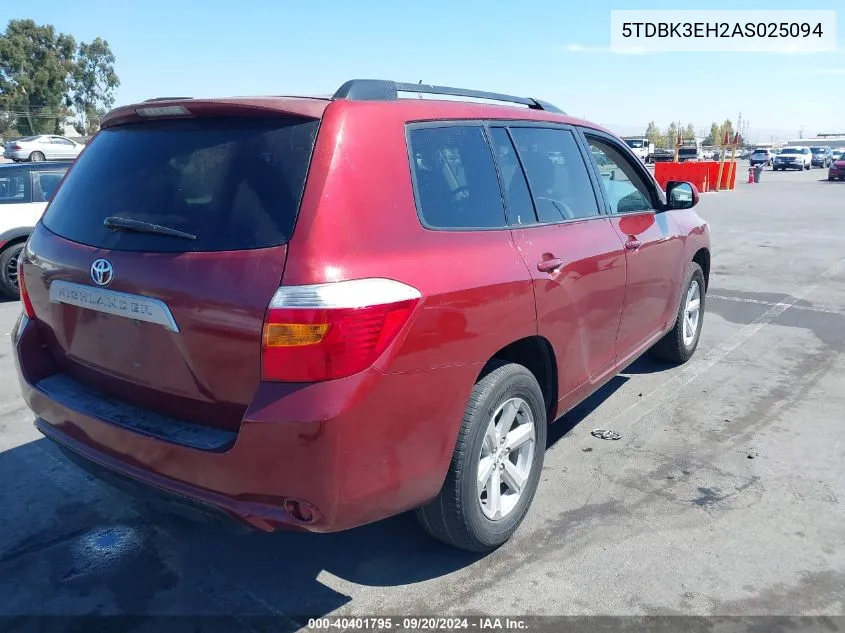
(43, 427, 253, 533)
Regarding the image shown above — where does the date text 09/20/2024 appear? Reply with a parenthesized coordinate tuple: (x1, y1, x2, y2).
(306, 617, 528, 630)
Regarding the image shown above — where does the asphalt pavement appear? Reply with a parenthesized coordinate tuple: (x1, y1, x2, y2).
(0, 165, 843, 629)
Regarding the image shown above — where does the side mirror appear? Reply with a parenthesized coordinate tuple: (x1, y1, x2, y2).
(665, 181, 698, 210)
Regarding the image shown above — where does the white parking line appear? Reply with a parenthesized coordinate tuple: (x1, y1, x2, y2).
(720, 229, 845, 242)
(596, 256, 845, 485)
(707, 294, 844, 316)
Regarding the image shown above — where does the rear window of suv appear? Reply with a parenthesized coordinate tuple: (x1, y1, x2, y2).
(42, 116, 319, 252)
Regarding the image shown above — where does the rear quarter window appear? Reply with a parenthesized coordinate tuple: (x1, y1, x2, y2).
(407, 125, 506, 230)
(41, 116, 319, 252)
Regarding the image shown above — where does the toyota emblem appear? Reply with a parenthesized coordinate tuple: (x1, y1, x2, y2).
(90, 259, 114, 287)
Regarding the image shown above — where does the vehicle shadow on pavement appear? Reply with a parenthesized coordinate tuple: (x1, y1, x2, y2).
(546, 354, 673, 448)
(0, 356, 668, 625)
(0, 437, 481, 625)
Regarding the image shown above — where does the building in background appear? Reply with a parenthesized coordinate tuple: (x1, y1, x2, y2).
(787, 134, 845, 148)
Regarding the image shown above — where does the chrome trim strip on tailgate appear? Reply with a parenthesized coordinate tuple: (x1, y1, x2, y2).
(48, 280, 180, 332)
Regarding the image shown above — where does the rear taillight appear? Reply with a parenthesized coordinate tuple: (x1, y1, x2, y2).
(261, 278, 421, 382)
(11, 144, 22, 150)
(18, 258, 35, 319)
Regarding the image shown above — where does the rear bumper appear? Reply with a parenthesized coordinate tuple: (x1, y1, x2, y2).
(828, 167, 844, 177)
(14, 315, 477, 533)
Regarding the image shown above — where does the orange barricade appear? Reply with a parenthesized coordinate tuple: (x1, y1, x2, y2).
(704, 161, 721, 192)
(698, 160, 739, 191)
(652, 161, 677, 190)
(654, 161, 709, 193)
(721, 161, 738, 190)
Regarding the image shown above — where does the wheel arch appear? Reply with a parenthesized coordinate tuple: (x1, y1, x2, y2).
(692, 247, 710, 291)
(478, 335, 559, 422)
(0, 227, 33, 250)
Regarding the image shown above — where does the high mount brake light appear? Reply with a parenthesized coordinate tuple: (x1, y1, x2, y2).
(135, 105, 191, 118)
(261, 279, 421, 382)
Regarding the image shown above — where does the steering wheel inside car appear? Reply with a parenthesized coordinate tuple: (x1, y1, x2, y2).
(535, 196, 575, 220)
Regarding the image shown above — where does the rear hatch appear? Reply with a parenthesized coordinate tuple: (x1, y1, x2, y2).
(26, 104, 322, 431)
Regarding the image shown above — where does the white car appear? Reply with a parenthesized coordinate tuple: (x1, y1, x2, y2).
(0, 162, 70, 297)
(772, 146, 812, 171)
(749, 148, 774, 166)
(3, 135, 84, 162)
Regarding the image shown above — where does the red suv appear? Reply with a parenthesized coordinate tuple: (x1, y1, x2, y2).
(14, 80, 710, 552)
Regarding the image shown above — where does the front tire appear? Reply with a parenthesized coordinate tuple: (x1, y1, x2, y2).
(650, 262, 705, 364)
(0, 242, 25, 299)
(415, 361, 547, 552)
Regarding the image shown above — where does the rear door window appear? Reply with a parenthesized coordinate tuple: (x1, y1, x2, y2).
(488, 127, 536, 226)
(408, 125, 506, 229)
(508, 127, 601, 223)
(41, 116, 319, 252)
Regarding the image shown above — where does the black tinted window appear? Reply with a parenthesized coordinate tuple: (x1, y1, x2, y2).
(0, 171, 30, 204)
(32, 170, 67, 202)
(42, 117, 319, 252)
(408, 126, 505, 229)
(489, 128, 536, 226)
(509, 127, 600, 222)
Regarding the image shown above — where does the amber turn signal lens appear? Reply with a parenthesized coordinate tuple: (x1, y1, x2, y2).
(263, 323, 329, 347)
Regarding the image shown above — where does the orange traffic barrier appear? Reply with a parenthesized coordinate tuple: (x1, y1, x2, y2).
(654, 153, 739, 193)
(704, 161, 721, 191)
(654, 160, 709, 193)
(723, 161, 737, 190)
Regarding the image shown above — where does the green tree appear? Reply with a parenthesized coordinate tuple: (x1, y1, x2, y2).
(720, 119, 734, 145)
(645, 121, 664, 148)
(72, 37, 120, 135)
(704, 122, 721, 146)
(684, 123, 696, 140)
(666, 122, 680, 147)
(0, 19, 76, 135)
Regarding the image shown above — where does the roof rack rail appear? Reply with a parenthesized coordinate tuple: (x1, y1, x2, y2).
(143, 96, 193, 102)
(332, 80, 565, 114)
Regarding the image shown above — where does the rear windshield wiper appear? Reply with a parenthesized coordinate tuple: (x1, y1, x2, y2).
(103, 216, 197, 241)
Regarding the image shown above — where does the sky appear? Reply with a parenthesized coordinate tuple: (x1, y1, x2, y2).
(3, 0, 843, 143)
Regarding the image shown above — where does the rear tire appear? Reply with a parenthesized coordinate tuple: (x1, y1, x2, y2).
(415, 361, 547, 552)
(650, 262, 705, 364)
(0, 242, 24, 299)
(29, 152, 45, 162)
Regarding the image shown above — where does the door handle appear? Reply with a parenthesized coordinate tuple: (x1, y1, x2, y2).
(537, 258, 563, 273)
(625, 239, 642, 251)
